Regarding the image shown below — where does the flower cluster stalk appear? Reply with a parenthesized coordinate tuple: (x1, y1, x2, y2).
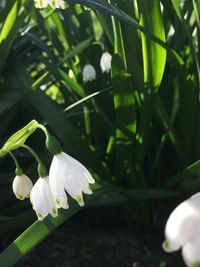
(0, 120, 95, 221)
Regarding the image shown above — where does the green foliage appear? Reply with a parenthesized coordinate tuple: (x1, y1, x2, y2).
(0, 0, 200, 266)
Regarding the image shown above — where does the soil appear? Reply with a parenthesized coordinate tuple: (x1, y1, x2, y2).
(14, 221, 183, 267)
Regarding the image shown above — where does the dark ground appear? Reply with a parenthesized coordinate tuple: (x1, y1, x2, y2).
(2, 207, 184, 267)
(14, 222, 183, 267)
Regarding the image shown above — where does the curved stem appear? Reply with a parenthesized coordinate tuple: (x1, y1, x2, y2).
(21, 144, 43, 165)
(37, 124, 49, 137)
(37, 124, 62, 155)
(21, 144, 48, 178)
(8, 151, 23, 175)
(8, 151, 20, 169)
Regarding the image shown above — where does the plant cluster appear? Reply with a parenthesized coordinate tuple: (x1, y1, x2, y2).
(0, 0, 200, 266)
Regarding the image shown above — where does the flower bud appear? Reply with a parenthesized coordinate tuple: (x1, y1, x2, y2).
(12, 174, 33, 200)
(82, 64, 96, 82)
(100, 52, 112, 73)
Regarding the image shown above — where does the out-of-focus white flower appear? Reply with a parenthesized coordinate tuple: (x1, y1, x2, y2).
(34, 0, 48, 8)
(68, 69, 75, 79)
(0, 0, 6, 8)
(49, 152, 95, 208)
(82, 64, 96, 82)
(163, 193, 200, 267)
(30, 176, 58, 221)
(100, 52, 112, 73)
(182, 233, 200, 267)
(12, 174, 33, 200)
(34, 0, 66, 9)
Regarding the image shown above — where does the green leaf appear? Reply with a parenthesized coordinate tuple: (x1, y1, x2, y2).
(111, 54, 136, 184)
(0, 0, 31, 73)
(138, 0, 167, 90)
(0, 204, 80, 267)
(171, 0, 182, 20)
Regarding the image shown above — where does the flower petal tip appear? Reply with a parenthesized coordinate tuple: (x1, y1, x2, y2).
(37, 213, 44, 221)
(75, 195, 85, 206)
(162, 240, 179, 253)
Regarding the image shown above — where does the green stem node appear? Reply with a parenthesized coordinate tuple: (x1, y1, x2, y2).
(8, 152, 24, 176)
(37, 124, 62, 155)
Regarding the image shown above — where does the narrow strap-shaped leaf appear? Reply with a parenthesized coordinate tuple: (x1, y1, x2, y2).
(134, 0, 167, 179)
(112, 54, 136, 185)
(0, 204, 81, 267)
(138, 0, 166, 90)
(171, 0, 182, 20)
(68, 0, 168, 50)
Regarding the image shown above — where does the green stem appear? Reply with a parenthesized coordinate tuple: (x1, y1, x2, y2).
(37, 124, 49, 138)
(37, 124, 62, 155)
(21, 144, 48, 178)
(21, 144, 42, 165)
(8, 151, 23, 176)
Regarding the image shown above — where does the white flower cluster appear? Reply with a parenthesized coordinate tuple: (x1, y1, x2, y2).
(34, 0, 66, 9)
(13, 152, 95, 221)
(163, 193, 200, 267)
(82, 52, 112, 82)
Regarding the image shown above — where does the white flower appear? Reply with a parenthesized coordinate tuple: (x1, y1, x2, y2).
(34, 0, 48, 8)
(100, 52, 112, 73)
(163, 193, 200, 267)
(82, 64, 96, 82)
(34, 0, 66, 9)
(12, 174, 33, 200)
(49, 152, 95, 208)
(68, 69, 75, 79)
(0, 0, 6, 8)
(30, 176, 58, 221)
(182, 233, 200, 267)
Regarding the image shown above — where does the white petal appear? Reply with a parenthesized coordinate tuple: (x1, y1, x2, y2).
(182, 233, 200, 267)
(30, 177, 57, 220)
(83, 185, 93, 195)
(55, 194, 69, 209)
(164, 195, 200, 252)
(100, 52, 112, 73)
(34, 0, 48, 8)
(82, 64, 96, 82)
(34, 0, 65, 9)
(49, 152, 95, 207)
(12, 175, 33, 200)
(49, 0, 65, 9)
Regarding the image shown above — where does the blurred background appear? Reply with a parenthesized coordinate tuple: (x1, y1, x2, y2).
(0, 0, 200, 266)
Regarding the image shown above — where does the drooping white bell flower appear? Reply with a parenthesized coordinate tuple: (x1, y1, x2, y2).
(82, 64, 96, 82)
(163, 193, 200, 252)
(12, 174, 33, 200)
(34, 0, 66, 9)
(0, 0, 6, 8)
(30, 176, 58, 221)
(34, 0, 48, 8)
(49, 152, 95, 208)
(182, 233, 200, 267)
(163, 193, 200, 267)
(100, 52, 112, 73)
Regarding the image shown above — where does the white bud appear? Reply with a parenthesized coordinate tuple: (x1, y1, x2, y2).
(82, 64, 96, 82)
(68, 69, 75, 79)
(100, 52, 112, 73)
(12, 175, 33, 200)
